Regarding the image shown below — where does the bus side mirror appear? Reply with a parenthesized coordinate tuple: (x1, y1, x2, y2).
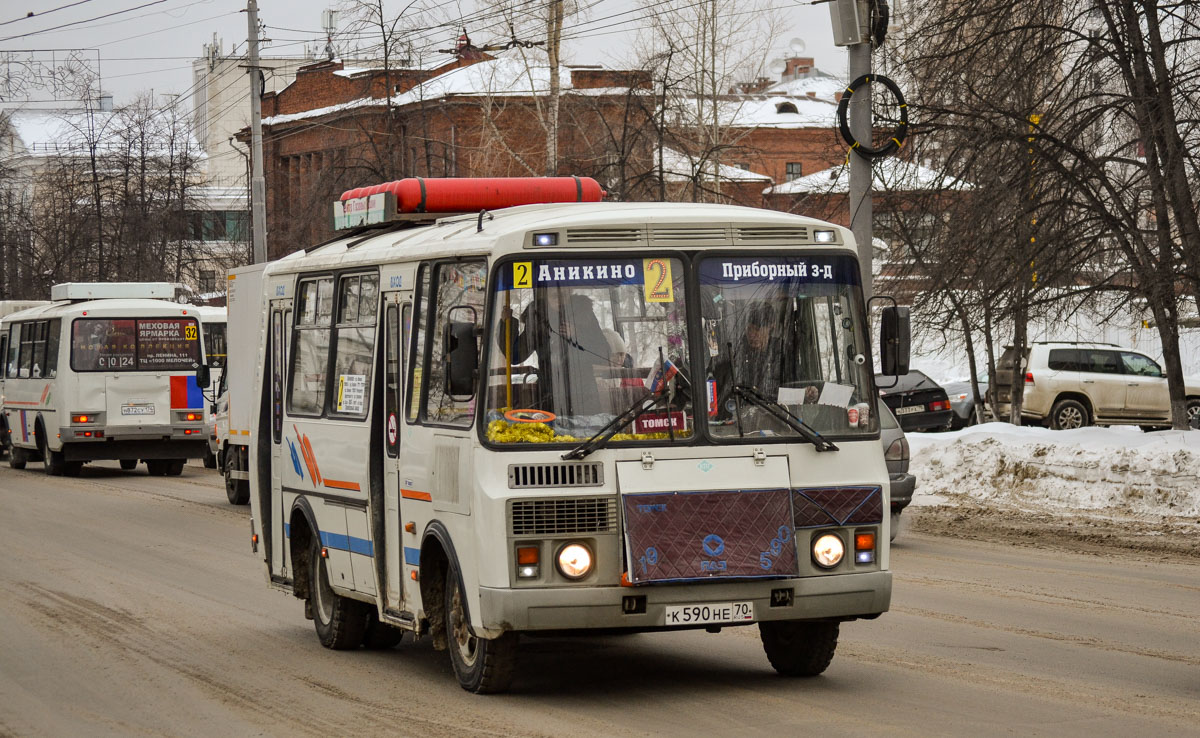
(880, 305, 910, 376)
(445, 307, 479, 398)
(195, 363, 211, 388)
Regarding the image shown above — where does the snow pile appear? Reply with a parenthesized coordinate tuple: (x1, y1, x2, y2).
(908, 424, 1200, 518)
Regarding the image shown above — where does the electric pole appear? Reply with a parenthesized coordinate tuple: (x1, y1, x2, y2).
(829, 0, 873, 297)
(247, 0, 267, 264)
(847, 3, 872, 298)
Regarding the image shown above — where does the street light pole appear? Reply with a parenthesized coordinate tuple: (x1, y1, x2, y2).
(247, 0, 267, 264)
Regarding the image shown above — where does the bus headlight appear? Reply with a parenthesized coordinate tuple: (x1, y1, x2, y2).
(812, 533, 845, 569)
(556, 542, 593, 580)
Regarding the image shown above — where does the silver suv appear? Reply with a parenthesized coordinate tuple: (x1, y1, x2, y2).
(992, 341, 1200, 429)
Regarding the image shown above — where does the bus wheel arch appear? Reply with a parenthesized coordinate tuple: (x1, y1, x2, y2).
(419, 524, 454, 651)
(289, 500, 319, 604)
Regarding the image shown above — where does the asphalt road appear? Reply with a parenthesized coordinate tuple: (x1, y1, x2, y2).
(0, 461, 1196, 737)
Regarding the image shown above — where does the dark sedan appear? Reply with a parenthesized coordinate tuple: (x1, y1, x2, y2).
(876, 370, 954, 432)
(941, 379, 988, 429)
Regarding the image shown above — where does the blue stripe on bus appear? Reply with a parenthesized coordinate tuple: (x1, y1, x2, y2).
(319, 530, 374, 557)
(280, 524, 375, 558)
(403, 547, 420, 566)
(185, 375, 204, 408)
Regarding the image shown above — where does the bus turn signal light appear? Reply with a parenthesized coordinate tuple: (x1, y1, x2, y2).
(516, 545, 540, 579)
(72, 414, 91, 423)
(185, 413, 200, 421)
(855, 532, 876, 551)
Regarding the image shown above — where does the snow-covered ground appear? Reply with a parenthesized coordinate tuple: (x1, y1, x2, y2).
(891, 301, 1200, 522)
(908, 424, 1200, 519)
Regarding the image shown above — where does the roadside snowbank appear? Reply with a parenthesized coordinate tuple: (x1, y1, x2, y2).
(907, 424, 1200, 518)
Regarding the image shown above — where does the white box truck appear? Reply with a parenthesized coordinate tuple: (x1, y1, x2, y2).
(216, 263, 266, 504)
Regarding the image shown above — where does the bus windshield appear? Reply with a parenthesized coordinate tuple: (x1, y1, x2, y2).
(485, 257, 692, 444)
(71, 317, 202, 372)
(699, 254, 877, 439)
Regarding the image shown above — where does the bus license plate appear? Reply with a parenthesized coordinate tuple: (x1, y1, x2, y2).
(121, 404, 155, 416)
(664, 602, 754, 626)
(895, 405, 923, 415)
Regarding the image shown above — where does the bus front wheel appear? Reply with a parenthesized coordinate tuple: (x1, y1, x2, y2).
(444, 565, 517, 693)
(759, 620, 839, 677)
(309, 536, 367, 650)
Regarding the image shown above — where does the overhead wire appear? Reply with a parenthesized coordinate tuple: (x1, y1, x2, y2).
(0, 0, 172, 43)
(0, 0, 97, 28)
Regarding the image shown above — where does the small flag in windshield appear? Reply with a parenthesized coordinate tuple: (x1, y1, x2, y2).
(645, 357, 680, 393)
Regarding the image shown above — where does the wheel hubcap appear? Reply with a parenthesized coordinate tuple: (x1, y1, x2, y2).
(449, 585, 478, 666)
(1188, 405, 1199, 422)
(1058, 407, 1082, 428)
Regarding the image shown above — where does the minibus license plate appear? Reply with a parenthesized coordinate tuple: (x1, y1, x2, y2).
(121, 404, 155, 416)
(895, 405, 923, 415)
(664, 602, 753, 626)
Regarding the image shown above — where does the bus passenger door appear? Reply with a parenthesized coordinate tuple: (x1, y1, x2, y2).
(380, 293, 410, 611)
(268, 301, 292, 579)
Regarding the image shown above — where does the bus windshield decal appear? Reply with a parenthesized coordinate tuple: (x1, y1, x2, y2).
(700, 256, 861, 286)
(72, 318, 201, 372)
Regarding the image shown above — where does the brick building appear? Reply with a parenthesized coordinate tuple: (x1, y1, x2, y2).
(250, 53, 940, 257)
(254, 54, 658, 255)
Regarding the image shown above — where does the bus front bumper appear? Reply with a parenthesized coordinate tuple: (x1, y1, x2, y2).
(477, 570, 891, 636)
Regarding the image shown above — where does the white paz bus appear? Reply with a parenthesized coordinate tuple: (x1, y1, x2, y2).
(1, 282, 210, 476)
(232, 177, 910, 693)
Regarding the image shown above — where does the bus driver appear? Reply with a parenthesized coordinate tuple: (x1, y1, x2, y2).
(499, 290, 610, 417)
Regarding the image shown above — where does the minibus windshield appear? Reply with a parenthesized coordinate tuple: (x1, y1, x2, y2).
(698, 254, 877, 439)
(485, 257, 692, 445)
(71, 317, 202, 372)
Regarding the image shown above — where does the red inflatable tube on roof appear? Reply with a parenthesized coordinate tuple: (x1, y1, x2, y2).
(338, 176, 606, 213)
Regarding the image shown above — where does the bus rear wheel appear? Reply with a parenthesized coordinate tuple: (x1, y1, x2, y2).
(224, 447, 249, 505)
(146, 460, 168, 476)
(165, 459, 185, 476)
(309, 536, 367, 650)
(8, 447, 27, 470)
(119, 459, 137, 471)
(445, 565, 517, 693)
(759, 620, 839, 677)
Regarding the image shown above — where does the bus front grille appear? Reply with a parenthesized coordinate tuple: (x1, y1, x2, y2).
(509, 497, 617, 536)
(507, 462, 604, 489)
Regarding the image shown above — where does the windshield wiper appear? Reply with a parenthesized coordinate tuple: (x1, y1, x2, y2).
(731, 384, 838, 452)
(562, 391, 671, 461)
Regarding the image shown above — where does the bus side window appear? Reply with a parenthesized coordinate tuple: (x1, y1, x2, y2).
(18, 322, 34, 378)
(406, 266, 431, 423)
(0, 331, 7, 379)
(44, 320, 60, 378)
(424, 260, 486, 426)
(288, 277, 334, 416)
(5, 325, 18, 378)
(330, 272, 378, 418)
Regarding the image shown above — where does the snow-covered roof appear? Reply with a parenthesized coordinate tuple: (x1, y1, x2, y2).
(763, 71, 844, 101)
(765, 158, 973, 195)
(657, 147, 771, 183)
(263, 55, 642, 126)
(674, 94, 836, 130)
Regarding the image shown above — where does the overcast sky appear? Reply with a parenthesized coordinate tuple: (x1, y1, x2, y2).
(0, 0, 847, 108)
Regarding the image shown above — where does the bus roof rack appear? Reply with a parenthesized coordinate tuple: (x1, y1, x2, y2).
(51, 282, 175, 302)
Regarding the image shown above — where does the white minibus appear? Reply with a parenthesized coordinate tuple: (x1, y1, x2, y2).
(231, 177, 910, 693)
(2, 282, 209, 476)
(195, 304, 227, 468)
